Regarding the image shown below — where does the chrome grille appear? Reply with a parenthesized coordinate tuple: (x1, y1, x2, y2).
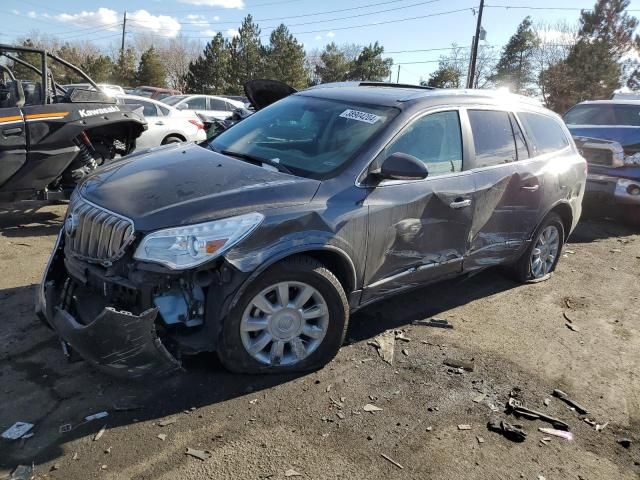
(65, 196, 135, 265)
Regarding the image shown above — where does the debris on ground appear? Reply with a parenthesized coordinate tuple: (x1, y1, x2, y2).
(617, 437, 632, 448)
(2, 422, 34, 440)
(185, 447, 211, 461)
(104, 446, 112, 454)
(443, 358, 474, 372)
(412, 318, 453, 329)
(158, 417, 178, 427)
(368, 330, 395, 364)
(402, 349, 409, 356)
(507, 398, 569, 430)
(477, 436, 485, 444)
(9, 465, 34, 480)
(543, 398, 550, 407)
(563, 311, 576, 323)
(93, 424, 107, 441)
(72, 452, 78, 461)
(157, 433, 167, 441)
(336, 412, 346, 420)
(363, 404, 383, 413)
(552, 389, 589, 414)
(112, 403, 143, 412)
(596, 422, 608, 432)
(394, 331, 411, 342)
(487, 419, 527, 442)
(472, 393, 486, 403)
(85, 411, 109, 422)
(284, 468, 302, 477)
(249, 398, 258, 404)
(458, 424, 472, 430)
(538, 427, 574, 441)
(565, 323, 580, 332)
(380, 453, 404, 469)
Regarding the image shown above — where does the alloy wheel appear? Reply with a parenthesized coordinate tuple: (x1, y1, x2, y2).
(530, 225, 560, 279)
(240, 281, 329, 366)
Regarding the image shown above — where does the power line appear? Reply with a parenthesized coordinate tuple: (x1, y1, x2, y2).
(148, 0, 309, 14)
(485, 4, 640, 12)
(177, 0, 444, 26)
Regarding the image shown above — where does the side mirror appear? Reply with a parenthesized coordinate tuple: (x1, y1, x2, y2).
(379, 152, 428, 180)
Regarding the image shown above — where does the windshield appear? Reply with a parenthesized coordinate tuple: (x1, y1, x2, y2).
(564, 103, 640, 126)
(132, 88, 154, 98)
(162, 95, 188, 105)
(209, 95, 399, 179)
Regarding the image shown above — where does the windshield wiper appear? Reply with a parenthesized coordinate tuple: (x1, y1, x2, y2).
(220, 149, 293, 174)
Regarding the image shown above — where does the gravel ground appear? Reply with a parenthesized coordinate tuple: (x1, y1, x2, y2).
(0, 203, 639, 480)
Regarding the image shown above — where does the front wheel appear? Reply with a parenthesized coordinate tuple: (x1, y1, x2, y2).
(513, 213, 564, 283)
(217, 256, 349, 374)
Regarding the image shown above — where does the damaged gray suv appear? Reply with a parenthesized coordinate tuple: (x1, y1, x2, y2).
(37, 82, 587, 378)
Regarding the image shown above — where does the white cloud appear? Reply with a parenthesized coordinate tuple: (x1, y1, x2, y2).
(128, 10, 182, 38)
(55, 8, 119, 30)
(213, 15, 220, 21)
(315, 35, 322, 41)
(11, 9, 20, 15)
(27, 11, 37, 18)
(201, 29, 217, 37)
(326, 31, 335, 38)
(179, 0, 244, 8)
(536, 29, 576, 45)
(226, 28, 239, 38)
(185, 14, 209, 26)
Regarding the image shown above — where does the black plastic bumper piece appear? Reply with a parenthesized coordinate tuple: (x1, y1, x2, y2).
(49, 303, 181, 379)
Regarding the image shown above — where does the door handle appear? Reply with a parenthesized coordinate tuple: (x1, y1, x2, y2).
(155, 121, 165, 126)
(3, 127, 23, 136)
(450, 199, 472, 209)
(520, 185, 540, 192)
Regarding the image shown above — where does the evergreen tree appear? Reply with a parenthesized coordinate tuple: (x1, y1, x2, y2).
(426, 64, 462, 88)
(265, 24, 308, 89)
(113, 47, 137, 86)
(10, 39, 42, 82)
(490, 16, 538, 93)
(185, 33, 230, 94)
(543, 0, 639, 111)
(137, 47, 166, 87)
(227, 15, 264, 94)
(82, 55, 115, 83)
(315, 43, 350, 83)
(348, 42, 393, 81)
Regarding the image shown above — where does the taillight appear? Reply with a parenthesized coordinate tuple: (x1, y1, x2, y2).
(189, 119, 204, 130)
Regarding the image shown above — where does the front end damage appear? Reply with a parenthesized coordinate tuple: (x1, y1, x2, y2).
(36, 202, 245, 379)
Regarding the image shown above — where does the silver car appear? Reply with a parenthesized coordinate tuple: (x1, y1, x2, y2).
(118, 95, 206, 150)
(161, 94, 245, 121)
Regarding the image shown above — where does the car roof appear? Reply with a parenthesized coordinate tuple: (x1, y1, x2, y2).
(297, 82, 545, 110)
(118, 94, 178, 111)
(574, 100, 640, 106)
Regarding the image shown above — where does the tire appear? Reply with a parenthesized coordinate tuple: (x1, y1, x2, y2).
(513, 212, 565, 283)
(162, 135, 183, 145)
(217, 256, 349, 374)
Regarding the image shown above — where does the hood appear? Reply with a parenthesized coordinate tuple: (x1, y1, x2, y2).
(568, 125, 640, 154)
(79, 143, 320, 232)
(244, 79, 297, 110)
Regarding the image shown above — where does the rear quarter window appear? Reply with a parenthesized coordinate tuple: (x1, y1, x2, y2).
(518, 112, 569, 156)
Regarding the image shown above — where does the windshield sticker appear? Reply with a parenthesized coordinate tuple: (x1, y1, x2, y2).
(339, 109, 381, 124)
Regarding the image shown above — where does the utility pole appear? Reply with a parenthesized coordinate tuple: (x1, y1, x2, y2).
(396, 64, 401, 83)
(467, 0, 484, 89)
(120, 11, 127, 54)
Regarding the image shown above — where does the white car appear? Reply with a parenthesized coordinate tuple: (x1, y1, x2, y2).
(161, 94, 245, 120)
(118, 95, 206, 150)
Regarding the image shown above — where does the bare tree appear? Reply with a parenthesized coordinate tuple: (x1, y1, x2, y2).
(160, 36, 201, 91)
(532, 20, 578, 104)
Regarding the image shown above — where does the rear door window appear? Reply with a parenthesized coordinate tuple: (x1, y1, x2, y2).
(208, 98, 227, 111)
(518, 112, 569, 156)
(385, 111, 463, 176)
(186, 96, 207, 110)
(468, 110, 517, 167)
(124, 98, 158, 117)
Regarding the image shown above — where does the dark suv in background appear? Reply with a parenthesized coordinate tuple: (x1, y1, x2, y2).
(37, 83, 586, 378)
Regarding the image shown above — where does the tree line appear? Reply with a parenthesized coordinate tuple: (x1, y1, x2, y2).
(8, 0, 640, 112)
(426, 0, 640, 111)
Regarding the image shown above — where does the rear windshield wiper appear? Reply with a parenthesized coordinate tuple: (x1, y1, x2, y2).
(221, 149, 293, 175)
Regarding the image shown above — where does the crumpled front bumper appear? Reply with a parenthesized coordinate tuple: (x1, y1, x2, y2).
(586, 174, 640, 205)
(36, 234, 181, 379)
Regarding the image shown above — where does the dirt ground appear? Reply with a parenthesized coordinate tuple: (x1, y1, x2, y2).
(0, 202, 639, 480)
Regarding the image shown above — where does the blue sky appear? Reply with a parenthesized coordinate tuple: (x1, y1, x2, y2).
(2, 0, 640, 84)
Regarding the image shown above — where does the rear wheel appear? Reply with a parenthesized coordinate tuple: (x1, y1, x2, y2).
(513, 213, 564, 283)
(217, 256, 348, 374)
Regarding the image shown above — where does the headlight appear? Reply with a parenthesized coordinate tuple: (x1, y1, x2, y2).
(134, 212, 264, 269)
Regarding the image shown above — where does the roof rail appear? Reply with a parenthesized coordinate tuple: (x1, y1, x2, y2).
(358, 81, 435, 90)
